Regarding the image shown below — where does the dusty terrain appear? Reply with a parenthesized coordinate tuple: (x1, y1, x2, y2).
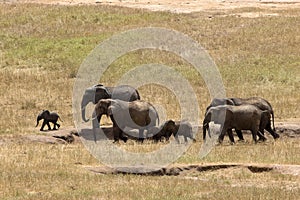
(11, 0, 300, 14)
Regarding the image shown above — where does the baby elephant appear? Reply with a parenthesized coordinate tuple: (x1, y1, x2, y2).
(172, 120, 196, 143)
(36, 110, 62, 131)
(149, 120, 196, 143)
(148, 120, 176, 142)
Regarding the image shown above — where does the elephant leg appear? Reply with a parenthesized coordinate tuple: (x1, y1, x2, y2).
(46, 121, 51, 130)
(184, 135, 189, 143)
(175, 135, 180, 144)
(120, 131, 128, 143)
(203, 126, 207, 140)
(227, 129, 235, 144)
(235, 129, 244, 141)
(52, 122, 59, 130)
(218, 125, 226, 143)
(257, 130, 267, 141)
(92, 118, 100, 129)
(251, 130, 257, 143)
(112, 126, 121, 143)
(40, 120, 47, 131)
(265, 123, 280, 139)
(138, 129, 144, 143)
(257, 127, 265, 141)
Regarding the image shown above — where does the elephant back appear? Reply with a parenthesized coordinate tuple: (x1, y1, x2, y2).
(110, 85, 140, 102)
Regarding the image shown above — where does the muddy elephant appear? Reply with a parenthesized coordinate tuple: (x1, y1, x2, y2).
(94, 99, 159, 142)
(205, 97, 278, 140)
(203, 105, 270, 144)
(149, 120, 196, 143)
(81, 84, 140, 122)
(36, 110, 62, 131)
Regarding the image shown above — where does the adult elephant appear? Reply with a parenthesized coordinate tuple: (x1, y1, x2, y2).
(203, 105, 269, 144)
(230, 97, 276, 132)
(94, 99, 159, 142)
(81, 84, 140, 122)
(205, 97, 278, 140)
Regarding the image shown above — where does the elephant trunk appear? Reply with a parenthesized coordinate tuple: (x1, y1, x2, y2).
(81, 97, 91, 122)
(81, 106, 89, 122)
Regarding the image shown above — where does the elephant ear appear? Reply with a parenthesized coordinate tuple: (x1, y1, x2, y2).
(95, 86, 111, 102)
(107, 101, 122, 116)
(44, 110, 50, 115)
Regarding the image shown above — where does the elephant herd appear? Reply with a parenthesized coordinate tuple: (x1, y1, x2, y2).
(80, 84, 196, 143)
(79, 84, 280, 144)
(203, 97, 279, 144)
(36, 84, 280, 144)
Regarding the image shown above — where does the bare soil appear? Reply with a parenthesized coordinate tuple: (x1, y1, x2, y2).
(11, 0, 300, 14)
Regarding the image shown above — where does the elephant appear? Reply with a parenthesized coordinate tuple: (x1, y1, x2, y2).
(172, 120, 196, 143)
(148, 120, 196, 143)
(205, 97, 279, 140)
(81, 84, 140, 122)
(36, 110, 62, 131)
(230, 97, 276, 132)
(93, 99, 159, 142)
(203, 105, 269, 144)
(147, 120, 176, 142)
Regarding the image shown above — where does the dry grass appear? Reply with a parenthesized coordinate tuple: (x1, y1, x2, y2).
(0, 3, 300, 199)
(0, 134, 299, 199)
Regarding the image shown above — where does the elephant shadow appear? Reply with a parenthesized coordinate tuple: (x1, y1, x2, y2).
(79, 127, 114, 141)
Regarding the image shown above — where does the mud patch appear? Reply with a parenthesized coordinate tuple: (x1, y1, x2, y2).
(22, 127, 80, 144)
(276, 123, 300, 138)
(85, 163, 300, 176)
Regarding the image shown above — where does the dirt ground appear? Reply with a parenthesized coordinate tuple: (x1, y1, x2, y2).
(12, 0, 300, 14)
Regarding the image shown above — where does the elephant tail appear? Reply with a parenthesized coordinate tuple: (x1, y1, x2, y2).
(265, 100, 276, 131)
(136, 89, 141, 100)
(271, 111, 276, 131)
(58, 116, 64, 122)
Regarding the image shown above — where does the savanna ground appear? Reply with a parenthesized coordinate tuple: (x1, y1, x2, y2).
(1, 0, 300, 199)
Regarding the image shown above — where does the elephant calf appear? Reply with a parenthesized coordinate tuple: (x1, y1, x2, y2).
(36, 110, 62, 131)
(147, 120, 175, 142)
(172, 120, 196, 143)
(203, 105, 268, 144)
(149, 120, 196, 143)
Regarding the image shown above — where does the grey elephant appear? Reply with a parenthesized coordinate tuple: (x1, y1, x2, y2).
(173, 120, 196, 143)
(203, 105, 268, 144)
(94, 99, 159, 143)
(230, 97, 276, 132)
(81, 84, 140, 122)
(148, 120, 176, 142)
(205, 97, 279, 140)
(149, 120, 196, 143)
(36, 110, 62, 131)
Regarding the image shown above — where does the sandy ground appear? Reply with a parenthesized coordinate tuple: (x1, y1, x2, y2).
(8, 0, 300, 14)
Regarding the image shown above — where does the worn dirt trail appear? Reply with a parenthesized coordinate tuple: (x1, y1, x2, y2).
(11, 0, 300, 14)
